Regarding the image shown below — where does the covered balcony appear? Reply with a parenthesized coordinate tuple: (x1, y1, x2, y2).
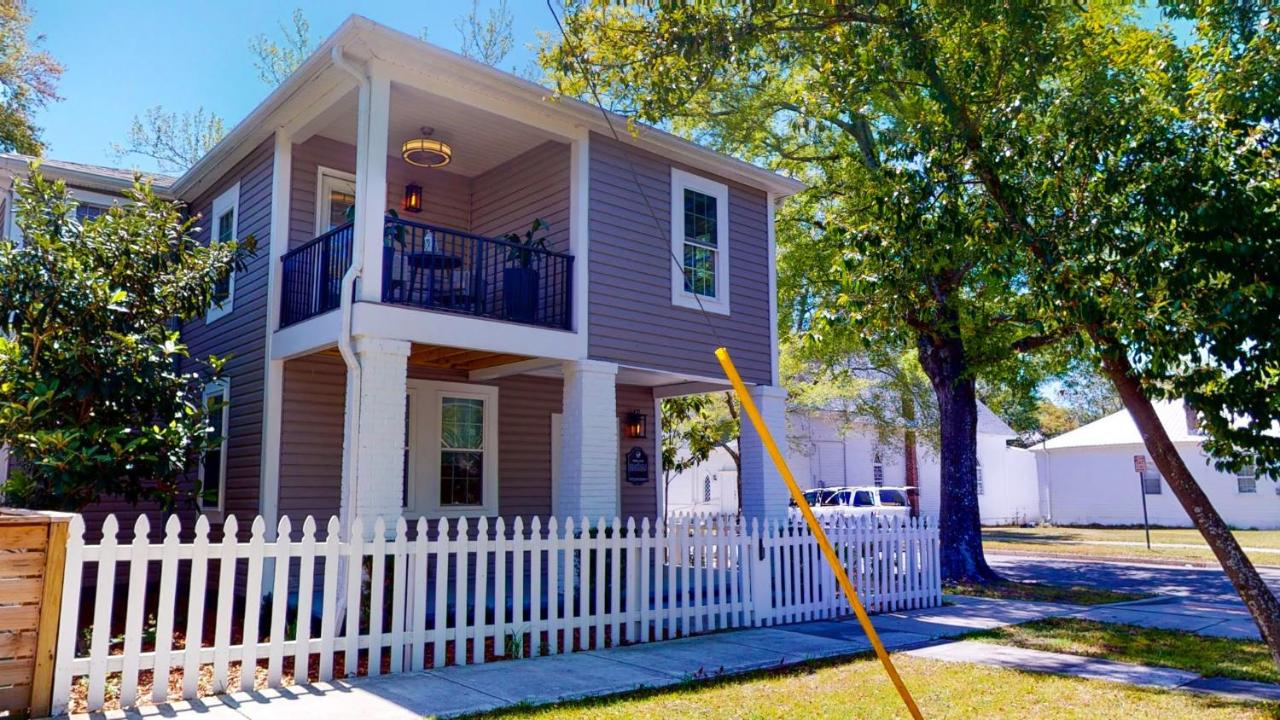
(279, 216, 573, 329)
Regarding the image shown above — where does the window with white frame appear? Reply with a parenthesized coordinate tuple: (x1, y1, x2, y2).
(872, 450, 885, 487)
(1238, 465, 1258, 494)
(407, 380, 499, 516)
(703, 475, 713, 503)
(316, 168, 356, 233)
(975, 459, 984, 495)
(206, 184, 239, 323)
(1141, 462, 1162, 494)
(671, 168, 730, 314)
(198, 380, 230, 512)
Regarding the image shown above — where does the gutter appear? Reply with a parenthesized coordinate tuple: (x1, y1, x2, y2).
(330, 46, 367, 526)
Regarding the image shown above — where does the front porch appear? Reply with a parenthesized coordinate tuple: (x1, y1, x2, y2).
(276, 343, 666, 531)
(268, 67, 587, 362)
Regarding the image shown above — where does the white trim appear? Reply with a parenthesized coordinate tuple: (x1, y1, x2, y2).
(205, 183, 240, 324)
(550, 412, 563, 514)
(670, 168, 730, 315)
(355, 68, 391, 303)
(406, 379, 500, 517)
(351, 302, 586, 360)
(65, 187, 125, 212)
(569, 133, 590, 335)
(314, 166, 357, 235)
(258, 133, 291, 536)
(198, 379, 231, 513)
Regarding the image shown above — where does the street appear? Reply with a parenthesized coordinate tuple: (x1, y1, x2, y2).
(989, 552, 1280, 606)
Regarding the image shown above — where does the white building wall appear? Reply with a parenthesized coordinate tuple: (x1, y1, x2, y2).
(665, 449, 740, 516)
(1041, 442, 1280, 529)
(914, 436, 1038, 525)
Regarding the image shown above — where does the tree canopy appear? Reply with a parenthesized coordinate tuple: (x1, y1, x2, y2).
(0, 170, 253, 510)
(0, 0, 62, 154)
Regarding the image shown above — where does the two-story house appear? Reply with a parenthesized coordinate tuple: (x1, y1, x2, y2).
(10, 16, 803, 539)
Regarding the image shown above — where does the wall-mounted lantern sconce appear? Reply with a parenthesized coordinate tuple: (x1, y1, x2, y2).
(403, 183, 423, 213)
(624, 411, 647, 439)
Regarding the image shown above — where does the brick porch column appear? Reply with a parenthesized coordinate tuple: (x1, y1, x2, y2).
(739, 384, 790, 523)
(340, 336, 411, 535)
(557, 359, 619, 520)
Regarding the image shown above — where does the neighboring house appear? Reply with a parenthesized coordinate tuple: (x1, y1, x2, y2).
(1033, 399, 1279, 529)
(0, 155, 175, 494)
(0, 153, 175, 239)
(667, 400, 1040, 525)
(7, 16, 803, 538)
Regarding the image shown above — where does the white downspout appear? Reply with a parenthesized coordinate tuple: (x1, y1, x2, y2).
(332, 46, 367, 528)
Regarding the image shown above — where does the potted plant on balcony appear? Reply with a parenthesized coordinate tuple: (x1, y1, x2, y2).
(501, 218, 549, 323)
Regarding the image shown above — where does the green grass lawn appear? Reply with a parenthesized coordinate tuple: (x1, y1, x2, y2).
(970, 617, 1279, 685)
(456, 653, 1278, 719)
(946, 579, 1148, 606)
(983, 526, 1280, 567)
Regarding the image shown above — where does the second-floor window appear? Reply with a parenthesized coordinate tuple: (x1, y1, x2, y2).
(206, 184, 239, 323)
(671, 168, 730, 314)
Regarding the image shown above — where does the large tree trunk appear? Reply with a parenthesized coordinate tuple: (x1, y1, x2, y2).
(1100, 350, 1280, 668)
(917, 331, 998, 582)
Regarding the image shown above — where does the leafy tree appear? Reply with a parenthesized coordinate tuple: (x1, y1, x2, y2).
(660, 392, 741, 514)
(0, 169, 253, 510)
(0, 0, 63, 154)
(248, 8, 314, 87)
(455, 0, 515, 66)
(543, 2, 1073, 582)
(109, 106, 225, 174)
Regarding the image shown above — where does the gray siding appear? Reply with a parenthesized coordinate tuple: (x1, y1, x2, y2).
(470, 141, 571, 253)
(289, 135, 472, 251)
(588, 132, 773, 385)
(277, 353, 659, 524)
(181, 138, 276, 528)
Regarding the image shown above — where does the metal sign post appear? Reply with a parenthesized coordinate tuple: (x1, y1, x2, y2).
(1134, 455, 1152, 550)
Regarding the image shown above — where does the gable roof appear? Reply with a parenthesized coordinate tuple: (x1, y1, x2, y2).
(796, 397, 1017, 439)
(1036, 399, 1199, 450)
(0, 153, 175, 195)
(172, 15, 806, 201)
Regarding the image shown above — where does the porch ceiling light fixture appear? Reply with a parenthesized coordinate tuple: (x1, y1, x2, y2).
(624, 411, 647, 439)
(402, 126, 452, 168)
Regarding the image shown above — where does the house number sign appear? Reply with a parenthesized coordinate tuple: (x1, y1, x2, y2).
(625, 447, 649, 485)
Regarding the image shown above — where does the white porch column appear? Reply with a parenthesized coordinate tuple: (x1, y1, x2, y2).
(354, 65, 390, 303)
(739, 384, 790, 523)
(340, 336, 411, 534)
(556, 359, 619, 520)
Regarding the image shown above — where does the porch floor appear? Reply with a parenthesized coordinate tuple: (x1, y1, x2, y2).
(68, 596, 1076, 720)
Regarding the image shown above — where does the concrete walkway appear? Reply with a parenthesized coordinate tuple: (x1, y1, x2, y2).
(1070, 596, 1263, 640)
(66, 595, 1278, 719)
(69, 597, 1075, 720)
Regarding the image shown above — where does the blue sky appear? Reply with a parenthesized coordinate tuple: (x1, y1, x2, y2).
(30, 1, 554, 175)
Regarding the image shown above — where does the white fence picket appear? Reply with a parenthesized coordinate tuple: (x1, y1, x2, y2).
(51, 510, 940, 713)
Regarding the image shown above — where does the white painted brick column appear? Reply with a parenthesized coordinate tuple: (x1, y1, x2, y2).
(740, 384, 790, 523)
(557, 359, 619, 520)
(340, 336, 411, 535)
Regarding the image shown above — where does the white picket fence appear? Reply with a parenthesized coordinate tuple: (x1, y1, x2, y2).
(51, 512, 940, 714)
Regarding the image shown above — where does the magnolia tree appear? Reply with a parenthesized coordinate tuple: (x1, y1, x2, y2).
(544, 1, 1280, 665)
(0, 170, 252, 510)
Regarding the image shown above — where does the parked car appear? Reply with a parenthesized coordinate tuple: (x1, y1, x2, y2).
(791, 485, 915, 521)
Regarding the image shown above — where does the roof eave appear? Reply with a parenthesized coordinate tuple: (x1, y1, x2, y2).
(171, 16, 806, 200)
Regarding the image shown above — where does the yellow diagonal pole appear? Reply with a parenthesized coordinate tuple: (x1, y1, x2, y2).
(716, 347, 925, 720)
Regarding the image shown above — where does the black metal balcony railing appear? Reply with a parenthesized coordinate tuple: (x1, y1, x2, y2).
(280, 222, 353, 327)
(279, 217, 574, 330)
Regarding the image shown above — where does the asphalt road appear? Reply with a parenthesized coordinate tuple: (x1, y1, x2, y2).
(988, 552, 1280, 606)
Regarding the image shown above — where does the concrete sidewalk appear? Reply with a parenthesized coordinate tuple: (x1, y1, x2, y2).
(1068, 596, 1263, 640)
(66, 595, 1278, 720)
(70, 597, 1075, 720)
